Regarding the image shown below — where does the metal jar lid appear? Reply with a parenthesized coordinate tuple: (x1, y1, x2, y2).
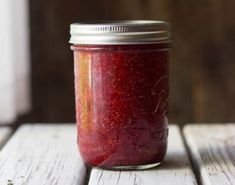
(69, 20, 171, 45)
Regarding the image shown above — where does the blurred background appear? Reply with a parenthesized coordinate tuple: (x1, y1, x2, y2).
(1, 0, 235, 126)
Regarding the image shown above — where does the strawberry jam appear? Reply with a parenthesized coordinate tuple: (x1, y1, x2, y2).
(70, 21, 171, 169)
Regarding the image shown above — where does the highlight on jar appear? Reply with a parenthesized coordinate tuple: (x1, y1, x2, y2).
(69, 20, 171, 170)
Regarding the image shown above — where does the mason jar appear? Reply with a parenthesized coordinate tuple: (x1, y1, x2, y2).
(69, 20, 171, 170)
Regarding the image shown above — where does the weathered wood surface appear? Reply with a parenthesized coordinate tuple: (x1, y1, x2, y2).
(89, 125, 197, 185)
(0, 127, 12, 149)
(0, 124, 86, 185)
(184, 124, 235, 185)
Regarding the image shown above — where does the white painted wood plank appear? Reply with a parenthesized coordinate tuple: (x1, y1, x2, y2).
(0, 127, 12, 148)
(89, 125, 197, 185)
(184, 124, 235, 185)
(0, 124, 86, 185)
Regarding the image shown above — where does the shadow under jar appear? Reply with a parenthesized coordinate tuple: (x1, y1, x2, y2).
(69, 20, 171, 170)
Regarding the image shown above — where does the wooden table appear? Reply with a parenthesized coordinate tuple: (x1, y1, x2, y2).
(0, 124, 234, 185)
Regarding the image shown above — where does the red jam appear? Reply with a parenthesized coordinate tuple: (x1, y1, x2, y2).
(72, 44, 169, 168)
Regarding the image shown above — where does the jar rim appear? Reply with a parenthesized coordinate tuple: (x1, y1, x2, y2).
(69, 20, 171, 45)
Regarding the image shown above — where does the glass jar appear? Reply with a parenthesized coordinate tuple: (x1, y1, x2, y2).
(69, 20, 171, 170)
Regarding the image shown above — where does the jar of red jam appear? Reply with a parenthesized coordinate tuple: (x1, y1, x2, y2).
(69, 20, 171, 170)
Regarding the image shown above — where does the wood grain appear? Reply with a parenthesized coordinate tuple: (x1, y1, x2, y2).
(0, 127, 12, 149)
(89, 125, 197, 185)
(0, 124, 86, 185)
(184, 124, 235, 185)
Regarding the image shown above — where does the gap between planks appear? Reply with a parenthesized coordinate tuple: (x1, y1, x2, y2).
(89, 125, 198, 185)
(0, 127, 12, 149)
(0, 124, 86, 185)
(184, 124, 235, 185)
